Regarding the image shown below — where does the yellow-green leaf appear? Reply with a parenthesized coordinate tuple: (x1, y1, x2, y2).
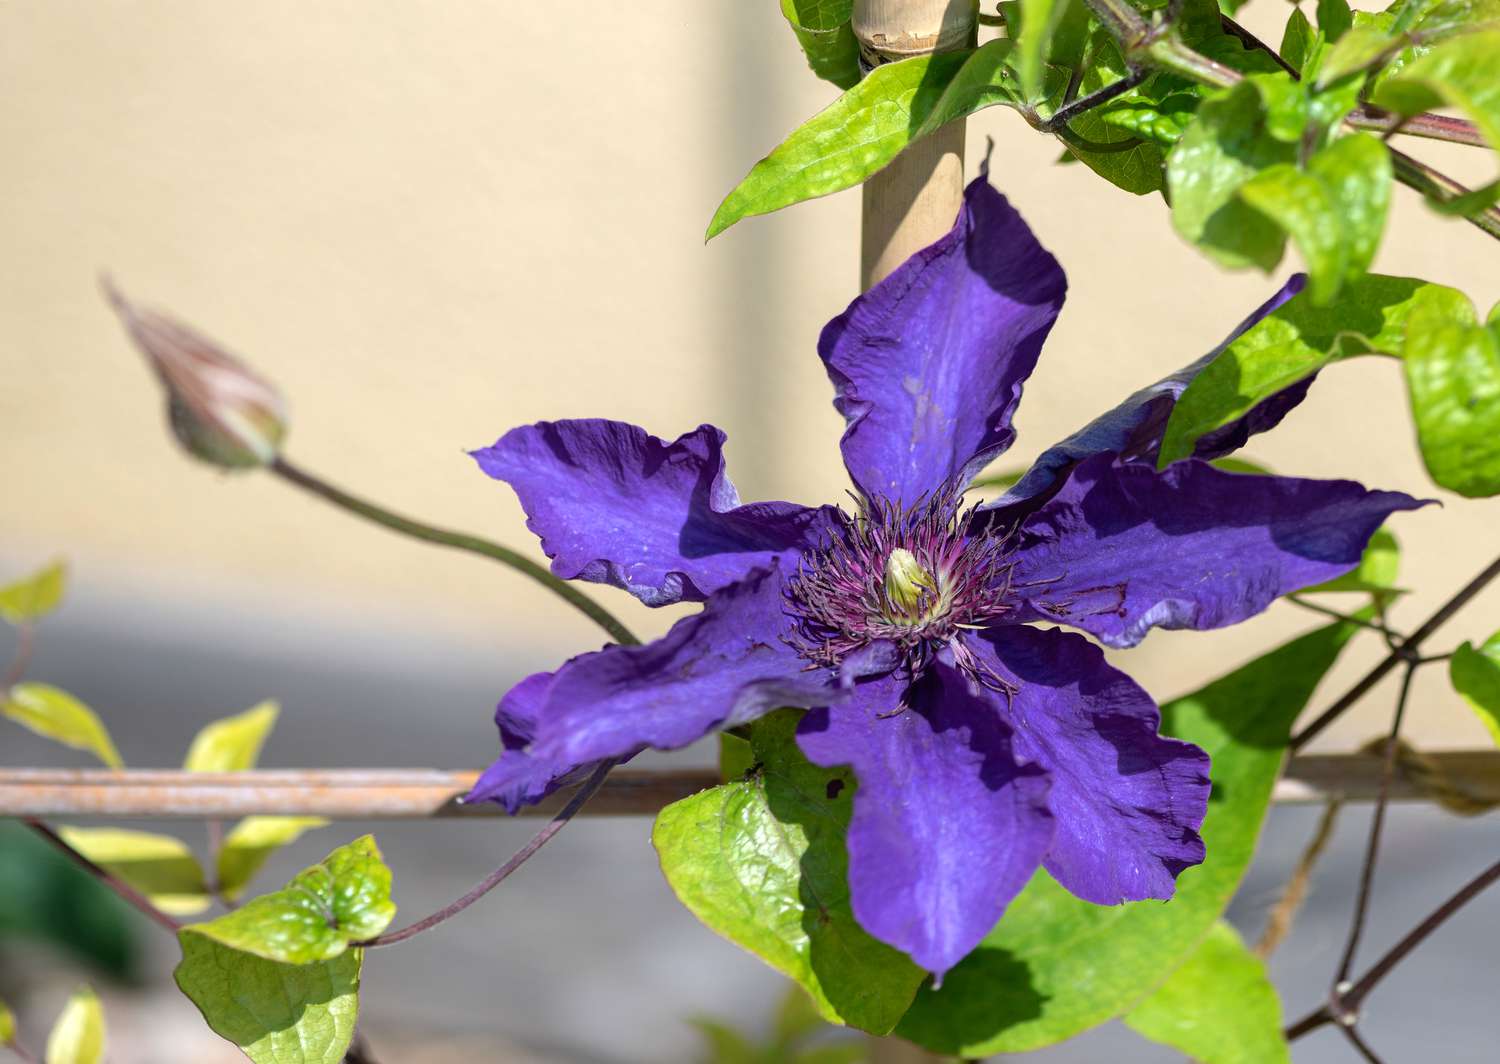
(183, 700, 279, 772)
(175, 933, 360, 1064)
(1302, 526, 1403, 595)
(0, 560, 67, 625)
(1451, 631, 1500, 746)
(44, 987, 104, 1064)
(0, 998, 15, 1044)
(217, 816, 330, 902)
(57, 828, 210, 916)
(183, 836, 395, 964)
(1124, 922, 1291, 1064)
(2, 684, 122, 768)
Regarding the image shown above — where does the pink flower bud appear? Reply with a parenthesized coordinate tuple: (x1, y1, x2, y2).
(103, 279, 288, 469)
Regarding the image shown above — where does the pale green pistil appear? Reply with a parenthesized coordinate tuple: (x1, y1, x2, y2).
(884, 548, 940, 620)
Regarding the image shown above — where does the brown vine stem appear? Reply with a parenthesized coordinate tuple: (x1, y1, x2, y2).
(357, 759, 616, 948)
(1291, 551, 1500, 751)
(1254, 797, 1343, 959)
(23, 818, 182, 935)
(270, 457, 639, 648)
(1287, 857, 1500, 1039)
(2, 623, 35, 691)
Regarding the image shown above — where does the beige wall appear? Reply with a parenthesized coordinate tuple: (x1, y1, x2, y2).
(2, 2, 1496, 749)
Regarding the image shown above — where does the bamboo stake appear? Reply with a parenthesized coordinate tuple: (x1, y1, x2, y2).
(2, 753, 1495, 819)
(854, 0, 978, 287)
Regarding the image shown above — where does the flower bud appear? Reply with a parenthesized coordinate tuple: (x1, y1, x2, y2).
(103, 278, 288, 469)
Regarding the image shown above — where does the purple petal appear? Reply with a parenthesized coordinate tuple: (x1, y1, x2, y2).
(1011, 454, 1430, 648)
(467, 566, 835, 811)
(819, 176, 1066, 503)
(796, 666, 1054, 979)
(970, 626, 1210, 905)
(991, 274, 1307, 513)
(472, 419, 831, 606)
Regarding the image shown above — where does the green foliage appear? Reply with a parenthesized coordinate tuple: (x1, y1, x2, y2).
(183, 700, 280, 772)
(0, 560, 66, 626)
(780, 0, 860, 91)
(183, 836, 394, 964)
(175, 932, 361, 1064)
(1123, 922, 1291, 1064)
(0, 998, 15, 1045)
(1318, 0, 1356, 42)
(896, 616, 1361, 1055)
(654, 710, 925, 1035)
(1017, 0, 1075, 102)
(44, 986, 104, 1064)
(56, 828, 210, 917)
(690, 985, 867, 1064)
(1451, 631, 1500, 745)
(707, 44, 1034, 238)
(1302, 527, 1404, 596)
(1064, 34, 1172, 194)
(718, 731, 755, 781)
(2, 683, 123, 768)
(217, 817, 330, 903)
(1157, 273, 1436, 465)
(1403, 287, 1500, 496)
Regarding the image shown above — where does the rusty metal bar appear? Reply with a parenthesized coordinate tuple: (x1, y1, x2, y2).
(0, 753, 1497, 819)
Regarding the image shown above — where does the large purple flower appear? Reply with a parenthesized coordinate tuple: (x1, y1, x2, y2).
(467, 177, 1426, 979)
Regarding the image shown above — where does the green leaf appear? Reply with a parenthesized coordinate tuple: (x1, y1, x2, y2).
(183, 700, 279, 772)
(183, 836, 395, 964)
(56, 828, 210, 916)
(1123, 922, 1291, 1064)
(781, 0, 860, 91)
(2, 683, 123, 769)
(1403, 286, 1500, 496)
(1168, 79, 1298, 271)
(1318, 0, 1355, 41)
(0, 560, 66, 625)
(1373, 31, 1500, 199)
(217, 816, 331, 902)
(1319, 24, 1398, 85)
(707, 44, 1032, 238)
(1280, 7, 1321, 73)
(774, 984, 828, 1046)
(654, 710, 924, 1034)
(1302, 526, 1404, 594)
(896, 616, 1362, 1055)
(175, 932, 360, 1064)
(690, 1017, 759, 1064)
(1157, 273, 1444, 465)
(1451, 632, 1500, 745)
(1237, 133, 1392, 305)
(1209, 456, 1274, 475)
(1017, 0, 1072, 101)
(44, 986, 104, 1064)
(0, 998, 15, 1044)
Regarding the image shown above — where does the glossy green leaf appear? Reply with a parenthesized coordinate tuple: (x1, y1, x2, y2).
(1158, 273, 1443, 465)
(1374, 31, 1500, 201)
(57, 828, 210, 916)
(654, 710, 924, 1034)
(44, 987, 104, 1064)
(1169, 79, 1297, 271)
(1123, 922, 1291, 1064)
(2, 683, 123, 769)
(1017, 0, 1071, 101)
(183, 700, 279, 773)
(896, 616, 1362, 1055)
(217, 816, 330, 902)
(1302, 527, 1403, 595)
(1318, 0, 1355, 41)
(0, 998, 15, 1045)
(781, 0, 859, 91)
(175, 932, 360, 1064)
(0, 560, 66, 625)
(183, 836, 394, 964)
(1403, 286, 1500, 496)
(1238, 133, 1391, 305)
(1319, 24, 1397, 85)
(1451, 632, 1500, 746)
(1280, 7, 1321, 73)
(708, 44, 1032, 238)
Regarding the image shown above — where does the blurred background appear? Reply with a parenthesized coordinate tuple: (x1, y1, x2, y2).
(1, 1, 1496, 1060)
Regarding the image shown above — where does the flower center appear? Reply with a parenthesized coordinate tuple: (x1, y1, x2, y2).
(784, 489, 1017, 678)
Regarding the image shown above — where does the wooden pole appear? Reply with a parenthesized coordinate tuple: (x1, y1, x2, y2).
(853, 0, 977, 288)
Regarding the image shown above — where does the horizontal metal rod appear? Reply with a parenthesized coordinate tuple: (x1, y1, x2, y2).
(0, 753, 1496, 819)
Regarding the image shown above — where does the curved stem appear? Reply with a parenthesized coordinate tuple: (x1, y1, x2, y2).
(1390, 149, 1500, 239)
(270, 457, 638, 647)
(23, 818, 182, 935)
(1291, 552, 1500, 751)
(1285, 596, 1403, 642)
(3, 623, 35, 690)
(358, 759, 616, 948)
(1347, 107, 1487, 147)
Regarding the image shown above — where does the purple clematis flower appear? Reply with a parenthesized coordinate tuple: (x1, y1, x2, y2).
(466, 176, 1426, 980)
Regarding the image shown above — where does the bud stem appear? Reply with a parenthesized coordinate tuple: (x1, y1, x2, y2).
(270, 457, 639, 647)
